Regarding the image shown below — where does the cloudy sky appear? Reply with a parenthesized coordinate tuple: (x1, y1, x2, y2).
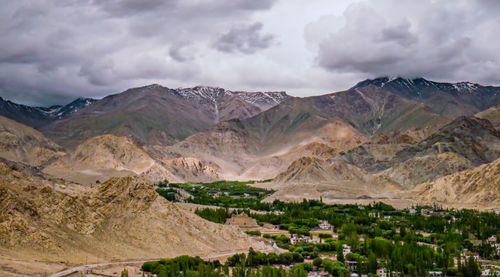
(1, 0, 500, 106)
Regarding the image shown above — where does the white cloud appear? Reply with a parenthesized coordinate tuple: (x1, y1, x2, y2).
(308, 0, 500, 84)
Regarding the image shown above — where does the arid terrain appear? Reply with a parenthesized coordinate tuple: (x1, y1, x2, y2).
(0, 78, 499, 276)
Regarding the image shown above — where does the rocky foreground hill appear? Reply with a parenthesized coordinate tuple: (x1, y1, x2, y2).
(0, 158, 267, 265)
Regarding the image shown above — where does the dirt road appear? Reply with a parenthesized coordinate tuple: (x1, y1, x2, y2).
(49, 251, 248, 277)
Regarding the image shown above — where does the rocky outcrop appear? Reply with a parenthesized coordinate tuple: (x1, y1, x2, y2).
(409, 158, 500, 207)
(380, 152, 473, 189)
(43, 134, 179, 185)
(0, 162, 266, 264)
(476, 105, 500, 128)
(164, 157, 221, 183)
(394, 116, 500, 165)
(0, 116, 63, 167)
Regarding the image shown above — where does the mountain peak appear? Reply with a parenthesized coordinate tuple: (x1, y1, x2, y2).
(353, 76, 485, 93)
(353, 76, 432, 89)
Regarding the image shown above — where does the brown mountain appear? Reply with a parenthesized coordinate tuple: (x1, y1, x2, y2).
(341, 116, 500, 174)
(409, 158, 500, 208)
(476, 105, 500, 128)
(0, 116, 63, 167)
(394, 116, 500, 166)
(163, 82, 448, 180)
(265, 156, 399, 202)
(380, 152, 472, 189)
(43, 134, 180, 185)
(42, 85, 289, 148)
(0, 160, 267, 275)
(162, 115, 367, 180)
(354, 77, 500, 118)
(268, 115, 500, 203)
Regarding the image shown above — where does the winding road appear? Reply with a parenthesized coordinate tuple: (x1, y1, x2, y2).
(49, 251, 248, 277)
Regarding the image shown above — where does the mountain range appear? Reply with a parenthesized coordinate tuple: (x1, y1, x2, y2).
(0, 77, 498, 194)
(1, 76, 499, 275)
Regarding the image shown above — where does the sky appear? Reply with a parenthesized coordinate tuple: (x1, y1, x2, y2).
(1, 0, 500, 106)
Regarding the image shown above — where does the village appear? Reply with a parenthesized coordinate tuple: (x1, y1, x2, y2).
(137, 182, 500, 277)
(221, 210, 500, 277)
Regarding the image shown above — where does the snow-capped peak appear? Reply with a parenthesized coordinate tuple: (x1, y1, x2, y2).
(452, 82, 480, 93)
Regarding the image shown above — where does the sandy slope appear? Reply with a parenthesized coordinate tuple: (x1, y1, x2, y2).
(0, 116, 63, 167)
(43, 134, 181, 185)
(0, 160, 269, 275)
(407, 158, 500, 208)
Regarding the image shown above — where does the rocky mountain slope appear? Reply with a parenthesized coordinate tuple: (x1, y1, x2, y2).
(477, 105, 500, 128)
(0, 160, 266, 271)
(394, 116, 500, 166)
(42, 85, 290, 147)
(209, 83, 447, 150)
(309, 84, 450, 135)
(162, 115, 367, 180)
(264, 156, 400, 202)
(43, 134, 179, 185)
(0, 96, 95, 128)
(340, 116, 500, 173)
(1, 78, 499, 208)
(409, 158, 500, 208)
(268, 115, 500, 203)
(0, 116, 62, 167)
(354, 77, 500, 118)
(380, 152, 472, 189)
(163, 157, 221, 183)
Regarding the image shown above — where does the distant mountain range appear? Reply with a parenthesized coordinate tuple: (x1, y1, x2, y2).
(0, 96, 96, 128)
(354, 77, 500, 118)
(1, 78, 499, 146)
(0, 77, 499, 208)
(0, 76, 499, 277)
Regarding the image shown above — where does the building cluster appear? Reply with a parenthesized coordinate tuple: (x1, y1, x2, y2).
(307, 272, 329, 277)
(481, 265, 500, 277)
(290, 234, 313, 245)
(318, 220, 332, 230)
(420, 209, 447, 217)
(487, 235, 500, 253)
(342, 244, 351, 256)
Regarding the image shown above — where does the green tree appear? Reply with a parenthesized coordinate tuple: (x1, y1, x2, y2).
(313, 257, 322, 268)
(367, 252, 378, 274)
(337, 244, 345, 264)
(459, 256, 481, 277)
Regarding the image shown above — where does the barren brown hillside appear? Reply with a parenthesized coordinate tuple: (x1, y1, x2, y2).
(43, 134, 180, 185)
(408, 158, 500, 207)
(0, 159, 268, 275)
(0, 116, 63, 167)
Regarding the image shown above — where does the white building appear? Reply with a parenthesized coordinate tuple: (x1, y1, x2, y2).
(319, 220, 332, 230)
(308, 272, 329, 277)
(461, 252, 480, 261)
(290, 234, 313, 245)
(343, 244, 351, 256)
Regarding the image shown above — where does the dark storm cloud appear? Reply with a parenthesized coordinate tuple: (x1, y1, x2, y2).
(0, 0, 278, 106)
(214, 22, 275, 54)
(308, 0, 500, 84)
